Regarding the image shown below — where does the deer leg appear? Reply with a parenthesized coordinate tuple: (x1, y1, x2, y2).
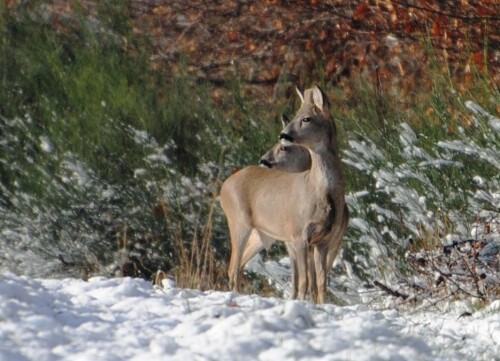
(285, 242, 298, 299)
(308, 245, 317, 303)
(241, 231, 275, 268)
(228, 224, 252, 292)
(314, 243, 329, 304)
(295, 241, 309, 300)
(240, 231, 264, 268)
(326, 239, 342, 274)
(326, 206, 349, 271)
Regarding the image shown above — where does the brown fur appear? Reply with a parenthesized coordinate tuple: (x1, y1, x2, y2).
(220, 86, 348, 303)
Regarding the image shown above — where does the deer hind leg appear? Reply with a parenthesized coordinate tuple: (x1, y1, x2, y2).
(326, 205, 349, 271)
(240, 231, 274, 268)
(314, 243, 329, 304)
(227, 223, 252, 292)
(325, 236, 343, 280)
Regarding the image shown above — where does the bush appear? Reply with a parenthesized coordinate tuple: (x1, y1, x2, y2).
(0, 2, 278, 287)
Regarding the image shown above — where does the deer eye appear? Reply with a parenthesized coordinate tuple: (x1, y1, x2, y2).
(302, 117, 312, 123)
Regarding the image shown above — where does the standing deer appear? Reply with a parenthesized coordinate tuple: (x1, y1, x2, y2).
(257, 128, 349, 301)
(220, 85, 347, 303)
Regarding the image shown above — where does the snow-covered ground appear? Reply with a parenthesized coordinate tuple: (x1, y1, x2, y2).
(1, 273, 499, 361)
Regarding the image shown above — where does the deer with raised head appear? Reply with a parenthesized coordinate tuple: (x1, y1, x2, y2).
(259, 115, 312, 172)
(220, 85, 347, 303)
(257, 120, 349, 301)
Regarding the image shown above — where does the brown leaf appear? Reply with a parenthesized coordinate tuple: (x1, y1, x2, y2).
(472, 51, 484, 69)
(353, 3, 369, 20)
(246, 41, 257, 52)
(226, 31, 240, 42)
(319, 29, 329, 41)
(477, 5, 494, 16)
(431, 20, 441, 37)
(404, 22, 413, 34)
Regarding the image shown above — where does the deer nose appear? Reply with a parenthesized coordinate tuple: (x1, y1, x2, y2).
(259, 159, 273, 168)
(279, 133, 294, 143)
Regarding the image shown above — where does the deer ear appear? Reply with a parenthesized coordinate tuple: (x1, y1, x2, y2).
(312, 85, 330, 112)
(303, 88, 315, 105)
(281, 114, 290, 127)
(295, 86, 304, 103)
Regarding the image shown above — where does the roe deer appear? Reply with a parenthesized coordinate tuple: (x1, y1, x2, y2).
(220, 85, 347, 303)
(258, 145, 348, 300)
(259, 115, 312, 172)
(227, 117, 311, 276)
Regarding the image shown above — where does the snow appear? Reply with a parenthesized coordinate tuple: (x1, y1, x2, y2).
(39, 136, 53, 153)
(465, 100, 500, 132)
(1, 273, 499, 361)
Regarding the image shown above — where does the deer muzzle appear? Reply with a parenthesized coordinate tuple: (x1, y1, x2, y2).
(259, 159, 273, 168)
(279, 133, 294, 143)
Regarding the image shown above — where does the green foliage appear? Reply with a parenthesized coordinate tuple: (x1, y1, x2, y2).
(0, 2, 281, 286)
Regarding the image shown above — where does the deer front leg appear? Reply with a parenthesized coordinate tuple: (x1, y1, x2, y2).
(294, 240, 309, 300)
(308, 245, 318, 303)
(314, 243, 329, 304)
(285, 242, 298, 299)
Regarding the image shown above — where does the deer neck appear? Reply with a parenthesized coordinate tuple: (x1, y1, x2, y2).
(302, 141, 344, 244)
(307, 141, 344, 197)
